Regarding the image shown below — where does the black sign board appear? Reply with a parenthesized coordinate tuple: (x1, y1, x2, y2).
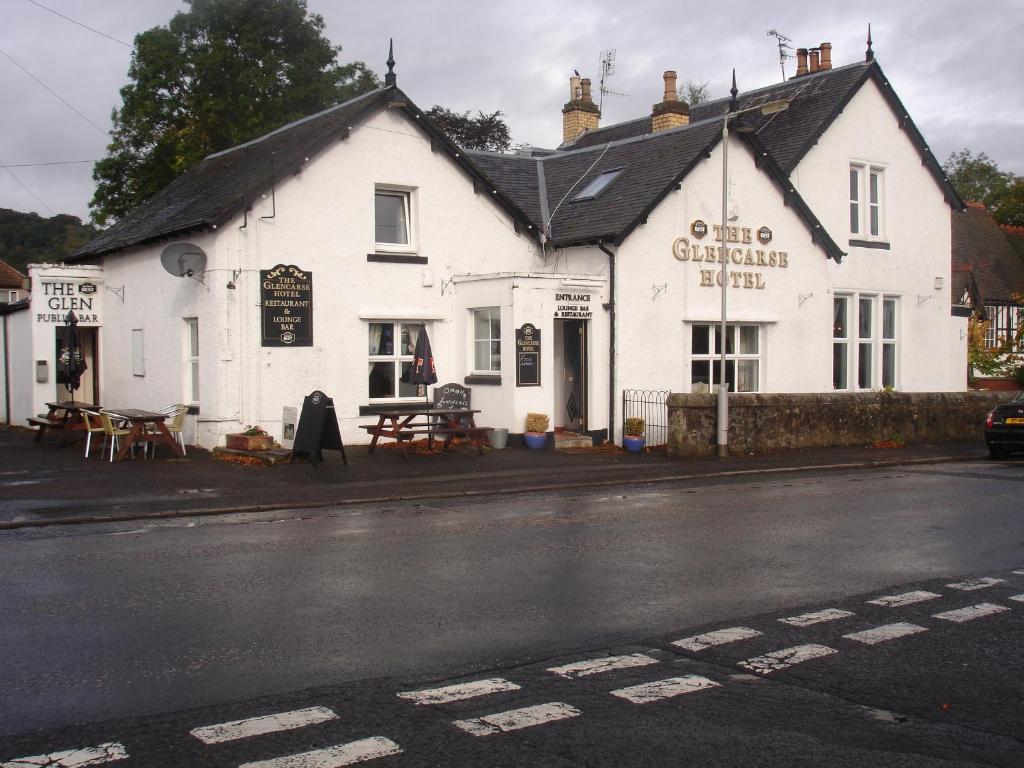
(261, 264, 313, 346)
(516, 323, 541, 386)
(290, 390, 347, 466)
(432, 382, 471, 410)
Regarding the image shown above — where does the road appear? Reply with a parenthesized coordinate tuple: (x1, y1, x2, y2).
(1, 460, 1022, 766)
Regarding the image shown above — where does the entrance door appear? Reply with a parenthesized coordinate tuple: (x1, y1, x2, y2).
(54, 326, 98, 404)
(558, 319, 587, 433)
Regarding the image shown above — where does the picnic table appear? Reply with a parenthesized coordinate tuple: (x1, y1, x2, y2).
(103, 408, 185, 461)
(361, 407, 492, 457)
(29, 401, 100, 445)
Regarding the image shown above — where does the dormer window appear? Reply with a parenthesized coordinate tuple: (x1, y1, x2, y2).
(573, 168, 624, 201)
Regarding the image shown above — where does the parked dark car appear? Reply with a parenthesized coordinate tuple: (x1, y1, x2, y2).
(984, 391, 1024, 458)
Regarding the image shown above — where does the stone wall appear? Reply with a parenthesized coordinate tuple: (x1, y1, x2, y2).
(666, 391, 1009, 457)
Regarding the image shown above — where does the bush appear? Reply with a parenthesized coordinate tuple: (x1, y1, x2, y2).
(623, 417, 645, 436)
(525, 413, 549, 433)
(242, 424, 269, 436)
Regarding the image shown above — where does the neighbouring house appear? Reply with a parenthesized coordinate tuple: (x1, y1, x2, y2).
(0, 259, 28, 305)
(8, 34, 968, 451)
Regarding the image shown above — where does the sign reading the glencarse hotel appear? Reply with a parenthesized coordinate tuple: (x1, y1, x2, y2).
(673, 222, 790, 289)
(261, 264, 312, 346)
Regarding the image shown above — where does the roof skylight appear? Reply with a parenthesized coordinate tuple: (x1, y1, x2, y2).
(573, 168, 623, 201)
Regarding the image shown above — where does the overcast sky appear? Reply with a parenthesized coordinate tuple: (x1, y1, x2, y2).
(2, 0, 1022, 223)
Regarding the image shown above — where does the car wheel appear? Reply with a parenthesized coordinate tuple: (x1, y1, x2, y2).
(988, 444, 1010, 460)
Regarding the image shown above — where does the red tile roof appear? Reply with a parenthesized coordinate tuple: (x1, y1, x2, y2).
(0, 259, 27, 289)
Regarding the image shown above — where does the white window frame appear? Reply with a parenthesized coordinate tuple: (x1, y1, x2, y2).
(185, 318, 199, 405)
(7, 290, 17, 303)
(131, 329, 145, 377)
(374, 187, 415, 253)
(690, 323, 762, 393)
(849, 162, 886, 241)
(833, 293, 900, 390)
(833, 296, 850, 390)
(984, 304, 1023, 352)
(367, 320, 427, 402)
(471, 307, 501, 374)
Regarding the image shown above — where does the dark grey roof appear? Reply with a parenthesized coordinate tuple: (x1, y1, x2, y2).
(467, 153, 543, 224)
(953, 203, 1024, 305)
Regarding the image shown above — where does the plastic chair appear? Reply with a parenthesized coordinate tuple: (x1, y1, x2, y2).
(80, 410, 105, 458)
(98, 410, 134, 462)
(146, 404, 187, 457)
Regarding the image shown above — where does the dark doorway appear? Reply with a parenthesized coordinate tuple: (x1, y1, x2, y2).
(557, 319, 588, 432)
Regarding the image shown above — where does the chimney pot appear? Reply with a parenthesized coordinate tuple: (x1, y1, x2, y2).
(809, 48, 820, 73)
(569, 74, 581, 102)
(580, 78, 594, 104)
(820, 42, 832, 71)
(795, 48, 809, 76)
(662, 70, 678, 102)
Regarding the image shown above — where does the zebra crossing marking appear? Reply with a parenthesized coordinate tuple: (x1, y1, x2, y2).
(738, 644, 838, 675)
(946, 577, 1005, 591)
(189, 706, 338, 744)
(547, 653, 659, 679)
(0, 742, 128, 768)
(609, 675, 720, 704)
(842, 622, 928, 645)
(933, 603, 1010, 623)
(397, 678, 520, 705)
(779, 608, 855, 626)
(453, 702, 580, 737)
(866, 591, 941, 607)
(1008, 594, 1024, 603)
(672, 626, 762, 652)
(238, 737, 401, 768)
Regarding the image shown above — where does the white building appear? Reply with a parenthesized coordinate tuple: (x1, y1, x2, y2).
(3, 39, 969, 449)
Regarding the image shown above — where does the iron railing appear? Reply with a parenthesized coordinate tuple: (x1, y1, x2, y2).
(621, 389, 670, 446)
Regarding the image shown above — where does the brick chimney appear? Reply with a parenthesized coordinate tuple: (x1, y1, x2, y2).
(562, 74, 600, 144)
(819, 42, 832, 71)
(809, 48, 820, 73)
(651, 70, 690, 133)
(795, 48, 808, 77)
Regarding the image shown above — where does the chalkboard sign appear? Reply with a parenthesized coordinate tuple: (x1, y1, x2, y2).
(290, 390, 347, 466)
(432, 382, 471, 410)
(516, 323, 541, 386)
(261, 264, 313, 346)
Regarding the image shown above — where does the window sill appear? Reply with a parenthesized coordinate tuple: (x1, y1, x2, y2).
(367, 253, 427, 264)
(848, 239, 890, 250)
(464, 374, 501, 385)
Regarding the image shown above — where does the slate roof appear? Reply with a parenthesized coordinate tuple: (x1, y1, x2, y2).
(0, 258, 27, 289)
(952, 202, 1024, 306)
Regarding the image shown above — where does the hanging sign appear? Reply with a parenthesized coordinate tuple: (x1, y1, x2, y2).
(516, 323, 541, 386)
(261, 264, 312, 346)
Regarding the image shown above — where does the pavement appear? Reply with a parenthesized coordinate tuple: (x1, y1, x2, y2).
(0, 426, 992, 529)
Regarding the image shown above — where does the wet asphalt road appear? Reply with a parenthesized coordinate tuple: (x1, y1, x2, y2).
(1, 460, 1022, 765)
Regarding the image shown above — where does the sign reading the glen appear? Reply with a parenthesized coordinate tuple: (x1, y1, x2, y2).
(261, 264, 312, 346)
(673, 221, 791, 289)
(516, 323, 541, 387)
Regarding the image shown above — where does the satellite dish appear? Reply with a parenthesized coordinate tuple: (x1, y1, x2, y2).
(160, 242, 207, 279)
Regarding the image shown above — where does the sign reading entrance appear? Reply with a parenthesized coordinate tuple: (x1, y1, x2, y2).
(555, 293, 592, 319)
(515, 323, 541, 386)
(261, 264, 312, 346)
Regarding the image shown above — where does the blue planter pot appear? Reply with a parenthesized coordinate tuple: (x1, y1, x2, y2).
(622, 435, 646, 453)
(523, 432, 547, 449)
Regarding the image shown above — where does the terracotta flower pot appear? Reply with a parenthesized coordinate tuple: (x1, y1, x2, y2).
(226, 433, 274, 452)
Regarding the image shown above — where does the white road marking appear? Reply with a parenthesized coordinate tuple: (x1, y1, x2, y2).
(453, 702, 580, 736)
(238, 736, 401, 768)
(779, 608, 855, 626)
(738, 644, 838, 675)
(1009, 594, 1024, 603)
(1012, 570, 1024, 575)
(547, 653, 659, 679)
(397, 678, 520, 705)
(189, 706, 338, 744)
(672, 626, 763, 652)
(1, 742, 128, 767)
(866, 591, 942, 607)
(842, 622, 928, 645)
(945, 577, 1005, 591)
(933, 603, 1010, 623)
(609, 675, 720, 704)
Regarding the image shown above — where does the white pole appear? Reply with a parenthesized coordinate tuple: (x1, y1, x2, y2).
(717, 116, 730, 457)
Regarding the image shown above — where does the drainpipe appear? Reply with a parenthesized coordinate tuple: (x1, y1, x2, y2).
(598, 241, 616, 443)
(2, 312, 10, 428)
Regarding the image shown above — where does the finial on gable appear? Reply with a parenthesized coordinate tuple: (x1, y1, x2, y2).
(866, 23, 874, 61)
(729, 69, 739, 112)
(385, 38, 396, 86)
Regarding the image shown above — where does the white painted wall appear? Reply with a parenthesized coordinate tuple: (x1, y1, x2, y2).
(1, 307, 33, 424)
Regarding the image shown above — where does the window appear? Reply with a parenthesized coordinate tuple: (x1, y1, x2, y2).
(849, 163, 885, 239)
(690, 323, 760, 392)
(574, 168, 624, 201)
(984, 304, 1024, 351)
(131, 329, 145, 377)
(7, 290, 17, 303)
(368, 321, 425, 400)
(185, 318, 199, 404)
(833, 294, 899, 390)
(472, 308, 501, 372)
(374, 189, 411, 249)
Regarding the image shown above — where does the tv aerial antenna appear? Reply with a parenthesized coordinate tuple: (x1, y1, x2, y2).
(598, 49, 629, 112)
(767, 29, 793, 80)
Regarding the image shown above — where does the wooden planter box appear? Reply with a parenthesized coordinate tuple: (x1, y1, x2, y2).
(225, 433, 274, 452)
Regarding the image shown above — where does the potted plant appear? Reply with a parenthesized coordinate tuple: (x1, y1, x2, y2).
(622, 417, 646, 453)
(226, 425, 274, 452)
(523, 412, 549, 449)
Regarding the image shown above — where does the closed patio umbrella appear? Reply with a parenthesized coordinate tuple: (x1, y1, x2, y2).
(57, 310, 87, 395)
(410, 324, 438, 397)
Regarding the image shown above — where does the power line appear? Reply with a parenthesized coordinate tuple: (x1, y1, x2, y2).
(0, 46, 108, 136)
(24, 0, 131, 47)
(4, 160, 98, 168)
(0, 158, 56, 215)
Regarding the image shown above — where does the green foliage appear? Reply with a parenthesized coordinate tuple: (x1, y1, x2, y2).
(90, 0, 379, 225)
(241, 424, 269, 436)
(623, 417, 645, 436)
(967, 308, 1024, 377)
(678, 80, 709, 106)
(423, 106, 512, 152)
(525, 412, 549, 433)
(0, 208, 99, 273)
(943, 149, 1024, 227)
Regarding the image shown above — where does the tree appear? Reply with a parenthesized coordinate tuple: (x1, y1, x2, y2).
(423, 106, 512, 152)
(678, 79, 709, 106)
(90, 0, 378, 225)
(0, 208, 99, 274)
(943, 149, 1024, 227)
(967, 298, 1024, 378)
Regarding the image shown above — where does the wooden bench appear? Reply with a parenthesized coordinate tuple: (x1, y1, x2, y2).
(432, 425, 494, 454)
(27, 417, 61, 442)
